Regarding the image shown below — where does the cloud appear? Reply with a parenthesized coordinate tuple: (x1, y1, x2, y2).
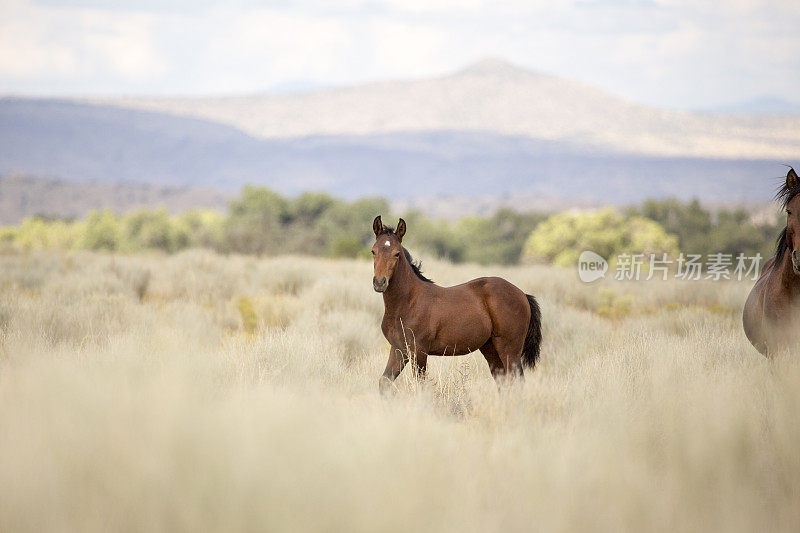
(0, 0, 165, 87)
(1, 0, 798, 108)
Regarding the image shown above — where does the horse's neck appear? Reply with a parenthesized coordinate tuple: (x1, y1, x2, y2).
(382, 258, 426, 313)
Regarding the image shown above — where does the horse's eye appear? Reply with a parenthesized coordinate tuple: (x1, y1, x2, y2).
(788, 210, 793, 216)
(393, 252, 400, 258)
(371, 250, 375, 255)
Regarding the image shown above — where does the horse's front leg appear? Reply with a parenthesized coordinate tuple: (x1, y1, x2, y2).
(379, 346, 408, 395)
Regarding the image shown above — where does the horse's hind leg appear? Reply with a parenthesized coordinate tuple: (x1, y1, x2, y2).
(479, 340, 506, 381)
(492, 335, 525, 378)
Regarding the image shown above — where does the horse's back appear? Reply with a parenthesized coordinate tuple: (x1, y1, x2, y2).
(457, 275, 525, 300)
(462, 276, 531, 326)
(482, 275, 526, 294)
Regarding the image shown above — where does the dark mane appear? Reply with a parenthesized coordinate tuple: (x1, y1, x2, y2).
(376, 224, 433, 283)
(776, 228, 790, 262)
(403, 248, 433, 283)
(775, 167, 800, 261)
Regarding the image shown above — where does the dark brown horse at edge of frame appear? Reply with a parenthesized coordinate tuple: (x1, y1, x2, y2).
(744, 167, 800, 356)
(370, 216, 542, 394)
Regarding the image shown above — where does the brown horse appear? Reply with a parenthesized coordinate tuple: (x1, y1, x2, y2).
(743, 168, 800, 356)
(371, 216, 542, 393)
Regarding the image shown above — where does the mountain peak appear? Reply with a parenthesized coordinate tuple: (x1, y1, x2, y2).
(456, 57, 529, 76)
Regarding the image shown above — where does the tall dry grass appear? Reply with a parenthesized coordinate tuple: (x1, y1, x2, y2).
(0, 249, 798, 532)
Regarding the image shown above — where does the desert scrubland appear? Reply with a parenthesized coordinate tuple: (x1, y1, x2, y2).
(1, 250, 798, 532)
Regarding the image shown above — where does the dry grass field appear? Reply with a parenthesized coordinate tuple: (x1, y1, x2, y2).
(1, 249, 798, 532)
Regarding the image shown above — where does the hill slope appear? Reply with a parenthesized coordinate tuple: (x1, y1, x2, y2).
(0, 98, 781, 209)
(96, 59, 800, 160)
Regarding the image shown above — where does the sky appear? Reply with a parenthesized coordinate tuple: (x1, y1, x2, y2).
(0, 0, 798, 110)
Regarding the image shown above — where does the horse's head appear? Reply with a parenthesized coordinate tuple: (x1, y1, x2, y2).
(783, 168, 800, 275)
(371, 215, 406, 292)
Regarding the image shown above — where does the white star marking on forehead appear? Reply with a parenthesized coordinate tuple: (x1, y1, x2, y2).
(384, 240, 390, 246)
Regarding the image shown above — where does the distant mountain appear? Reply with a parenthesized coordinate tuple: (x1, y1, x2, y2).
(706, 96, 800, 115)
(0, 174, 230, 225)
(0, 97, 782, 210)
(0, 98, 268, 190)
(267, 80, 330, 94)
(95, 58, 800, 160)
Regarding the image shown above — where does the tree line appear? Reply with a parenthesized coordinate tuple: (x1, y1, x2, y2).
(0, 186, 784, 265)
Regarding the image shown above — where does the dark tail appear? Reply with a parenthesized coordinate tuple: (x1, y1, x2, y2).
(521, 294, 542, 369)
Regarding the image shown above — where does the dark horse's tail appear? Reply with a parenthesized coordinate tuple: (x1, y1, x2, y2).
(521, 295, 542, 369)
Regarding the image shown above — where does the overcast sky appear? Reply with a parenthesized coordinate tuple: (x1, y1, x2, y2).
(1, 0, 798, 109)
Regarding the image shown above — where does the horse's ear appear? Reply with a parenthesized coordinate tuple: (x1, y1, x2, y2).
(396, 218, 406, 241)
(788, 168, 799, 190)
(373, 215, 383, 237)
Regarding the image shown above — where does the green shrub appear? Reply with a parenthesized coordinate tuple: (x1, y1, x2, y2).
(328, 236, 367, 258)
(173, 210, 225, 250)
(630, 199, 781, 258)
(523, 208, 679, 266)
(224, 187, 290, 255)
(80, 210, 121, 251)
(122, 209, 175, 252)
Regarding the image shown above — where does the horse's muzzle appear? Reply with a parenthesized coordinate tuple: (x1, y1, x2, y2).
(373, 277, 388, 292)
(792, 250, 800, 275)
